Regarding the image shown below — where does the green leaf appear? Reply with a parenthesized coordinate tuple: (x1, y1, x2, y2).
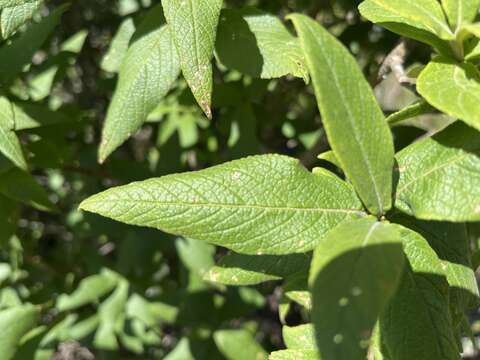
(204, 252, 311, 286)
(283, 324, 316, 350)
(269, 350, 320, 360)
(215, 8, 308, 81)
(289, 14, 394, 216)
(417, 57, 480, 131)
(441, 0, 480, 30)
(380, 225, 459, 360)
(56, 269, 120, 312)
(309, 218, 404, 360)
(100, 17, 136, 73)
(11, 102, 75, 130)
(213, 329, 267, 360)
(162, 0, 222, 118)
(0, 0, 43, 39)
(80, 154, 365, 255)
(0, 304, 38, 360)
(98, 6, 180, 163)
(0, 97, 27, 170)
(0, 0, 36, 8)
(358, 0, 454, 51)
(395, 122, 480, 222)
(0, 5, 66, 85)
(386, 100, 434, 126)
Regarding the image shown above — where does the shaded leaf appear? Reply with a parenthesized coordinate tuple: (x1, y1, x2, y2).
(214, 329, 268, 360)
(100, 17, 136, 73)
(0, 97, 27, 170)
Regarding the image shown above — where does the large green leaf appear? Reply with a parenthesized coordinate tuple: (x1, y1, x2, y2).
(395, 122, 480, 222)
(204, 252, 311, 286)
(289, 14, 394, 216)
(417, 57, 480, 131)
(380, 225, 459, 360)
(441, 0, 480, 29)
(0, 0, 43, 39)
(99, 6, 180, 163)
(213, 329, 267, 360)
(358, 0, 454, 52)
(309, 218, 404, 360)
(0, 5, 66, 84)
(80, 155, 365, 255)
(0, 97, 27, 170)
(215, 8, 308, 81)
(0, 304, 38, 360)
(162, 0, 222, 118)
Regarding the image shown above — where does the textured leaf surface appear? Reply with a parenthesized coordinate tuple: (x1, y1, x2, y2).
(80, 155, 365, 255)
(0, 304, 38, 360)
(0, 0, 42, 39)
(204, 252, 311, 285)
(380, 225, 459, 360)
(99, 7, 180, 163)
(289, 14, 394, 216)
(283, 324, 316, 350)
(395, 122, 480, 221)
(309, 218, 404, 360)
(358, 0, 454, 50)
(216, 8, 308, 81)
(417, 57, 480, 131)
(100, 17, 136, 73)
(441, 0, 480, 29)
(269, 350, 320, 360)
(162, 0, 222, 118)
(0, 97, 27, 170)
(214, 329, 267, 360)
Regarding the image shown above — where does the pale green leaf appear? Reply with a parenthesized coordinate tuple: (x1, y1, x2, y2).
(0, 0, 36, 8)
(99, 6, 180, 163)
(0, 97, 27, 170)
(0, 0, 43, 39)
(289, 14, 394, 216)
(441, 0, 480, 29)
(395, 122, 480, 221)
(283, 324, 316, 350)
(204, 252, 311, 286)
(417, 57, 480, 131)
(309, 218, 404, 360)
(162, 0, 222, 118)
(214, 329, 267, 360)
(164, 338, 194, 360)
(269, 350, 320, 360)
(100, 17, 136, 73)
(386, 100, 434, 126)
(380, 225, 459, 360)
(358, 0, 454, 51)
(216, 8, 308, 81)
(80, 155, 365, 255)
(0, 304, 38, 360)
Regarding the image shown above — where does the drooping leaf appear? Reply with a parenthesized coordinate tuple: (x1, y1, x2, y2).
(162, 0, 222, 118)
(0, 304, 38, 360)
(358, 0, 454, 53)
(289, 14, 394, 216)
(0, 0, 43, 39)
(98, 5, 180, 163)
(269, 350, 320, 360)
(80, 155, 365, 255)
(441, 0, 480, 29)
(380, 225, 459, 360)
(417, 57, 480, 131)
(283, 324, 316, 350)
(395, 122, 480, 222)
(100, 17, 136, 73)
(204, 252, 311, 286)
(0, 5, 66, 84)
(309, 218, 404, 360)
(215, 8, 308, 81)
(0, 97, 27, 170)
(213, 329, 267, 360)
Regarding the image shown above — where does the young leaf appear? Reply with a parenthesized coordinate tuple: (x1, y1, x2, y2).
(98, 6, 181, 163)
(441, 0, 480, 30)
(395, 122, 480, 222)
(215, 8, 308, 81)
(283, 324, 316, 350)
(0, 0, 43, 39)
(162, 0, 223, 118)
(309, 218, 405, 360)
(417, 57, 480, 131)
(380, 225, 459, 360)
(80, 155, 365, 255)
(213, 329, 268, 360)
(0, 97, 27, 170)
(100, 17, 136, 73)
(358, 0, 454, 52)
(0, 304, 38, 360)
(386, 100, 434, 126)
(204, 252, 311, 286)
(289, 14, 395, 216)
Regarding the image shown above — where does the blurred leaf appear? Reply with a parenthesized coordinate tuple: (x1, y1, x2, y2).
(0, 97, 27, 170)
(213, 329, 268, 360)
(283, 324, 316, 350)
(269, 350, 320, 360)
(101, 17, 136, 73)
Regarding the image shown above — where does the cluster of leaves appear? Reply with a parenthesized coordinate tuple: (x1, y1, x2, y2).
(1, 0, 480, 359)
